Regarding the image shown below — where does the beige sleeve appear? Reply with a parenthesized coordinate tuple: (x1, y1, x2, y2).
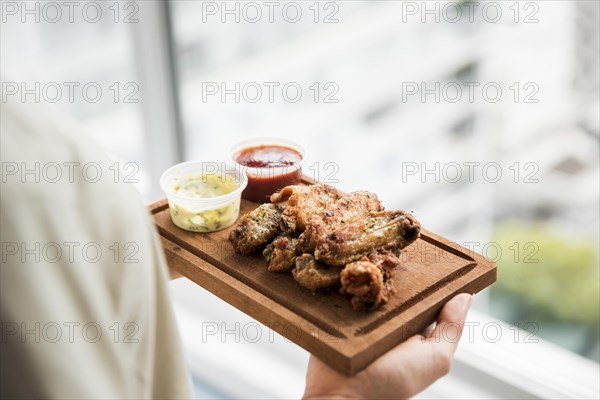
(0, 98, 193, 399)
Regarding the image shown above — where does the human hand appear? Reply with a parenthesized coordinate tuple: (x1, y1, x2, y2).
(303, 293, 473, 399)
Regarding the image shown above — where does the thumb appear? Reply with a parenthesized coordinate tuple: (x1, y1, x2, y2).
(429, 293, 472, 356)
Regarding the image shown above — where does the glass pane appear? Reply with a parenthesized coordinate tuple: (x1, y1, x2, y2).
(1, 1, 149, 197)
(171, 0, 599, 363)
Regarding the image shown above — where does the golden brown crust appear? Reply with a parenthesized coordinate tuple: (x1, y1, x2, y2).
(228, 203, 283, 255)
(340, 260, 387, 311)
(314, 210, 421, 266)
(263, 235, 299, 272)
(339, 249, 400, 311)
(295, 191, 384, 254)
(292, 254, 342, 291)
(270, 184, 342, 233)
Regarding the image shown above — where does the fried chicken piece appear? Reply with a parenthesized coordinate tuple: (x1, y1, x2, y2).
(229, 204, 283, 255)
(340, 256, 397, 311)
(298, 191, 384, 253)
(323, 191, 384, 228)
(365, 249, 399, 296)
(270, 184, 342, 233)
(367, 249, 401, 273)
(292, 254, 342, 291)
(263, 235, 299, 272)
(231, 182, 420, 312)
(261, 190, 382, 268)
(340, 250, 400, 311)
(314, 210, 420, 266)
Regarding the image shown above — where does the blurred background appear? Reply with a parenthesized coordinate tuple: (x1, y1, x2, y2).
(2, 0, 598, 398)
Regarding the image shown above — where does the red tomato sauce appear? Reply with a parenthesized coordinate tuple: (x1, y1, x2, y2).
(233, 145, 303, 202)
(234, 145, 302, 168)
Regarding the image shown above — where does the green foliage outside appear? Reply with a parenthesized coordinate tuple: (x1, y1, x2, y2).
(490, 222, 600, 360)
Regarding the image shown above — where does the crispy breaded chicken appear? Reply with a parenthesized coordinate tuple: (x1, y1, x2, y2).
(230, 183, 421, 311)
(314, 210, 420, 266)
(229, 203, 283, 255)
(292, 254, 342, 291)
(340, 260, 388, 311)
(366, 249, 399, 296)
(367, 248, 401, 268)
(263, 235, 299, 272)
(323, 191, 384, 228)
(340, 250, 400, 311)
(270, 184, 342, 232)
(297, 191, 384, 253)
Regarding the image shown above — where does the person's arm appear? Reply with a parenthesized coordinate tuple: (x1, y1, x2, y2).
(1, 98, 193, 398)
(303, 293, 472, 399)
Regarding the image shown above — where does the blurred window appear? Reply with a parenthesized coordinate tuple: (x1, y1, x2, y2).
(168, 0, 599, 366)
(1, 0, 149, 196)
(3, 0, 598, 397)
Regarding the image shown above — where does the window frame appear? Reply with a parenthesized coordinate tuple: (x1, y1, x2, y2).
(129, 0, 184, 200)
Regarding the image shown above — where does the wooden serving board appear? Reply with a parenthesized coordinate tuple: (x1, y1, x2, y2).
(150, 177, 496, 376)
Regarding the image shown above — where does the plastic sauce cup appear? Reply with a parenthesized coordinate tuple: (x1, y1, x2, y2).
(228, 138, 306, 203)
(160, 161, 248, 232)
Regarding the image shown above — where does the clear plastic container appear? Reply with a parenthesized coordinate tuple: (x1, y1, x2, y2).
(227, 137, 306, 202)
(160, 161, 248, 232)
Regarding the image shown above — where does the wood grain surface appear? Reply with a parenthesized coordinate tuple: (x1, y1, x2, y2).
(150, 178, 496, 375)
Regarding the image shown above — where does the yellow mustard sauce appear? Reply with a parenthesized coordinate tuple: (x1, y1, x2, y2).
(168, 173, 240, 232)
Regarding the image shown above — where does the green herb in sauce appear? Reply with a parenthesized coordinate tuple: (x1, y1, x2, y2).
(168, 173, 241, 232)
(171, 173, 238, 198)
(169, 200, 240, 232)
